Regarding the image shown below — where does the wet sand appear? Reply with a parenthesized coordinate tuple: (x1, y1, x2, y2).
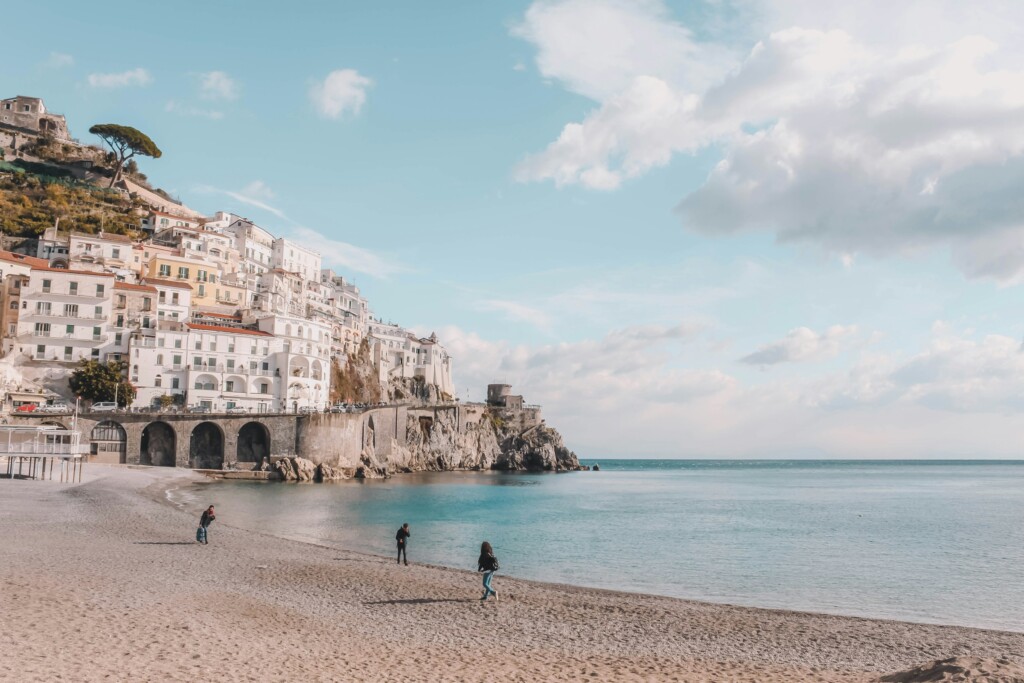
(1, 465, 1022, 682)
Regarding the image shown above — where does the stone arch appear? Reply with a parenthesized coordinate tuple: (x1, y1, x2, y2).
(40, 419, 70, 430)
(141, 421, 176, 467)
(237, 422, 270, 463)
(311, 359, 325, 382)
(90, 420, 127, 464)
(225, 374, 246, 394)
(289, 356, 310, 378)
(193, 373, 217, 391)
(190, 421, 224, 469)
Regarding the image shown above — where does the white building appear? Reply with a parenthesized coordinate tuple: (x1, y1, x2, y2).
(254, 314, 331, 412)
(272, 236, 322, 283)
(16, 267, 115, 363)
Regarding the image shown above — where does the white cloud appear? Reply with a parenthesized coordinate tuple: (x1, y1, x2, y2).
(165, 100, 224, 120)
(196, 180, 288, 220)
(290, 226, 406, 279)
(740, 325, 857, 366)
(45, 52, 74, 68)
(514, 0, 1024, 282)
(309, 69, 372, 119)
(199, 71, 239, 101)
(478, 299, 553, 330)
(87, 67, 152, 88)
(441, 321, 1024, 458)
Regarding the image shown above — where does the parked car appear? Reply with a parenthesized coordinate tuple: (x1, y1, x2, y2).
(298, 406, 318, 415)
(40, 403, 70, 413)
(225, 407, 247, 414)
(329, 404, 346, 413)
(90, 402, 118, 412)
(189, 405, 212, 414)
(14, 403, 38, 413)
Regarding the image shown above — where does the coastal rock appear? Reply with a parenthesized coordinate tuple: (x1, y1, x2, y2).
(293, 457, 316, 482)
(316, 463, 347, 482)
(274, 458, 297, 481)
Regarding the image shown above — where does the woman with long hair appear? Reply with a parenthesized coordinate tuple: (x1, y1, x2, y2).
(477, 541, 499, 601)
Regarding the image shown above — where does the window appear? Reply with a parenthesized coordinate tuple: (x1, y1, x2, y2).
(197, 270, 207, 282)
(193, 356, 201, 368)
(96, 284, 105, 297)
(66, 324, 74, 335)
(142, 297, 151, 311)
(173, 355, 182, 367)
(226, 380, 235, 392)
(174, 339, 181, 349)
(227, 359, 235, 370)
(198, 284, 206, 297)
(260, 383, 269, 394)
(69, 282, 77, 295)
(114, 333, 122, 346)
(159, 291, 166, 303)
(177, 267, 189, 279)
(262, 361, 269, 371)
(208, 341, 215, 351)
(172, 292, 179, 305)
(195, 340, 201, 350)
(95, 306, 102, 317)
(64, 347, 73, 361)
(8, 301, 16, 310)
(228, 344, 234, 353)
(157, 354, 163, 365)
(117, 295, 126, 309)
(112, 248, 120, 260)
(155, 376, 162, 387)
(93, 326, 101, 341)
(36, 302, 51, 314)
(84, 243, 93, 252)
(42, 279, 52, 293)
(159, 264, 170, 277)
(35, 344, 45, 358)
(91, 349, 100, 360)
(142, 317, 151, 329)
(34, 323, 50, 337)
(172, 378, 180, 389)
(115, 314, 124, 328)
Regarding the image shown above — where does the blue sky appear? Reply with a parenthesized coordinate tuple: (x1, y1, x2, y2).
(8, 1, 1024, 458)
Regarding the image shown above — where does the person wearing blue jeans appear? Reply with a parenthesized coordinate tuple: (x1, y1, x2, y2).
(477, 541, 499, 601)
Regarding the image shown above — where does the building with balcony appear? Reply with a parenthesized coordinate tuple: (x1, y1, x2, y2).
(15, 267, 115, 363)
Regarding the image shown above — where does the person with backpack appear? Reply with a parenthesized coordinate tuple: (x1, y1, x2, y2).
(478, 541, 499, 601)
(197, 505, 215, 545)
(395, 523, 411, 565)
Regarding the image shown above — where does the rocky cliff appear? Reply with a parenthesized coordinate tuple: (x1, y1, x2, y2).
(382, 408, 579, 474)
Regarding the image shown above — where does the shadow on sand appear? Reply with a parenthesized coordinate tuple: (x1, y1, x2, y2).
(134, 541, 196, 545)
(364, 598, 477, 606)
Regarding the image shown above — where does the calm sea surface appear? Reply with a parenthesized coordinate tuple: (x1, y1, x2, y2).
(172, 460, 1024, 631)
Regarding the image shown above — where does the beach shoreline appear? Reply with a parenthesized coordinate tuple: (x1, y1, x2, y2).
(3, 465, 1023, 682)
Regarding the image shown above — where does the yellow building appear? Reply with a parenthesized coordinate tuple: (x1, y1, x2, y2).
(145, 253, 248, 312)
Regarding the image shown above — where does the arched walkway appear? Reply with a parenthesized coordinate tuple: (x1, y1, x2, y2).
(141, 422, 176, 467)
(190, 422, 224, 470)
(90, 421, 127, 464)
(237, 422, 270, 463)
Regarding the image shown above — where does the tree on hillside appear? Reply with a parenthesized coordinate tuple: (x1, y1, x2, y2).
(88, 124, 162, 188)
(69, 360, 135, 407)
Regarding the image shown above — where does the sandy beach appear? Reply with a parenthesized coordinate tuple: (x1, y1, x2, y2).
(2, 466, 1022, 682)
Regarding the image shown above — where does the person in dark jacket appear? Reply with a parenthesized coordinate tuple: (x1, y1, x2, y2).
(477, 541, 498, 601)
(396, 523, 410, 565)
(197, 505, 215, 545)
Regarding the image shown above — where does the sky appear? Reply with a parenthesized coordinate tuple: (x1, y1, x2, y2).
(7, 0, 1024, 458)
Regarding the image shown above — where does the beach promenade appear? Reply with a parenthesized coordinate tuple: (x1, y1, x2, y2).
(1, 466, 1022, 682)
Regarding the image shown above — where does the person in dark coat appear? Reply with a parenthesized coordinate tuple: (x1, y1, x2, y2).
(197, 505, 215, 544)
(396, 523, 411, 565)
(478, 541, 499, 600)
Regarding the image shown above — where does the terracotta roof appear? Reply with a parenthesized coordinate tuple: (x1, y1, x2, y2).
(187, 323, 271, 337)
(114, 281, 157, 293)
(30, 265, 115, 277)
(0, 250, 49, 268)
(141, 277, 193, 290)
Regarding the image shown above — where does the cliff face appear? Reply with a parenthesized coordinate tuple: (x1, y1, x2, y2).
(384, 409, 580, 473)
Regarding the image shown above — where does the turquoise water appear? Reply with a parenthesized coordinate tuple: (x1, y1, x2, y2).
(173, 460, 1024, 631)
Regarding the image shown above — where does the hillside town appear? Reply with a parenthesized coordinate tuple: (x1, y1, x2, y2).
(0, 96, 454, 414)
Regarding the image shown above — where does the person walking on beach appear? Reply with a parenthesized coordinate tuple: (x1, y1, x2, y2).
(478, 541, 499, 601)
(396, 523, 410, 565)
(197, 505, 215, 545)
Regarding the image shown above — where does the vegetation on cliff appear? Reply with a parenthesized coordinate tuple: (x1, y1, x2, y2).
(0, 172, 142, 236)
(329, 339, 382, 404)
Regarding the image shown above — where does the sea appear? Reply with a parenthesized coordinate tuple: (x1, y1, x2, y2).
(171, 459, 1024, 632)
